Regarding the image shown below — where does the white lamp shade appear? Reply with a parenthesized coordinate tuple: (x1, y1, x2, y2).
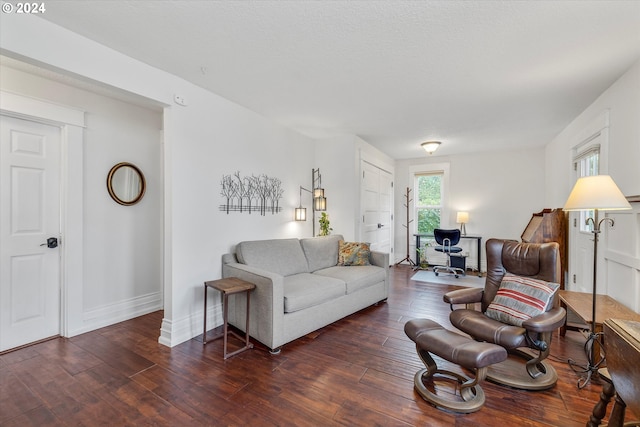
(456, 211, 469, 224)
(294, 207, 307, 221)
(563, 175, 631, 211)
(314, 197, 326, 211)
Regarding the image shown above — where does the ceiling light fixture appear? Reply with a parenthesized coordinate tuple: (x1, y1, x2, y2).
(421, 141, 441, 155)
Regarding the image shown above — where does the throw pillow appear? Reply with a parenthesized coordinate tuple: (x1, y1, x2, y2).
(337, 240, 371, 266)
(485, 274, 560, 326)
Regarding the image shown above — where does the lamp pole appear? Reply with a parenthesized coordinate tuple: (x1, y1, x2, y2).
(570, 209, 614, 389)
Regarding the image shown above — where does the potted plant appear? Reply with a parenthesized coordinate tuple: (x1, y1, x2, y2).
(318, 212, 333, 236)
(417, 246, 428, 269)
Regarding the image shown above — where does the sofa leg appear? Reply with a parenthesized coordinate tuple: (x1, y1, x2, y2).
(375, 299, 388, 306)
(269, 347, 282, 355)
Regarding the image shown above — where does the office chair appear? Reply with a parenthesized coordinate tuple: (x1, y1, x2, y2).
(433, 228, 465, 278)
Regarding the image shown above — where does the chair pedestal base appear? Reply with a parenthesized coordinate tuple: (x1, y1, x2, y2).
(485, 351, 558, 391)
(414, 366, 486, 414)
(434, 265, 465, 278)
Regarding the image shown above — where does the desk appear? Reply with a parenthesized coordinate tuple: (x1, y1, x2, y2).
(414, 234, 482, 276)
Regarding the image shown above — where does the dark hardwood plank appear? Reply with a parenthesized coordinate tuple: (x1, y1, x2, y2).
(69, 333, 155, 377)
(1, 265, 637, 426)
(0, 405, 63, 427)
(0, 366, 42, 423)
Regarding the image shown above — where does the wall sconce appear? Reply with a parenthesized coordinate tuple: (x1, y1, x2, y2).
(314, 195, 327, 211)
(295, 185, 311, 221)
(312, 169, 326, 212)
(294, 168, 327, 236)
(294, 207, 307, 221)
(456, 211, 469, 235)
(421, 141, 441, 155)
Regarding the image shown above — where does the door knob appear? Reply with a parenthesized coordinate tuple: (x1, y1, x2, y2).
(40, 237, 58, 248)
(378, 223, 384, 228)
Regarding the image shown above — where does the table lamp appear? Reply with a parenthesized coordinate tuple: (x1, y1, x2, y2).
(456, 211, 469, 236)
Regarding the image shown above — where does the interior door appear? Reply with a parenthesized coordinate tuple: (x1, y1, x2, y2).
(0, 115, 61, 352)
(361, 161, 393, 258)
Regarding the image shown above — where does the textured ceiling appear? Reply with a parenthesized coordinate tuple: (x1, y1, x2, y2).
(33, 1, 640, 159)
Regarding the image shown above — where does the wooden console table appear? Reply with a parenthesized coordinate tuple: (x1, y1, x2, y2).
(558, 291, 640, 332)
(558, 290, 640, 358)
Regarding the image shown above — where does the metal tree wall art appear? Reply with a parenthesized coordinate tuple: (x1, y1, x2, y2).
(220, 171, 284, 216)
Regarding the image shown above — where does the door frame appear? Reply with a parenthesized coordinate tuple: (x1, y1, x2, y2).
(567, 110, 610, 293)
(358, 155, 394, 261)
(0, 91, 85, 338)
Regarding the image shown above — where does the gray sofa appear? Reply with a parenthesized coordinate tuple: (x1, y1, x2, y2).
(221, 234, 389, 352)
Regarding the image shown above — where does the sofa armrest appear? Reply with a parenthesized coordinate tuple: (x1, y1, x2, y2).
(221, 261, 285, 350)
(443, 287, 484, 307)
(370, 250, 389, 268)
(522, 307, 567, 333)
(370, 250, 390, 296)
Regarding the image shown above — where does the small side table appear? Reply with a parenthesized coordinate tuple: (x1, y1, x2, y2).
(203, 277, 256, 359)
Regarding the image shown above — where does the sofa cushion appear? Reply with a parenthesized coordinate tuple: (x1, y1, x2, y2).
(283, 273, 346, 313)
(337, 241, 371, 266)
(300, 234, 343, 272)
(236, 238, 309, 276)
(314, 265, 385, 294)
(485, 274, 560, 326)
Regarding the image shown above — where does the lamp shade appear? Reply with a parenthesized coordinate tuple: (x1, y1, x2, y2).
(421, 141, 441, 155)
(294, 207, 307, 221)
(456, 211, 469, 224)
(563, 175, 631, 211)
(314, 196, 326, 211)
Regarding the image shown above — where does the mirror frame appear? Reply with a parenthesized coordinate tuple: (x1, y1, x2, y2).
(106, 162, 146, 206)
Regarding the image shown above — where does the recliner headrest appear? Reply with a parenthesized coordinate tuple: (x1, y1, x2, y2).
(501, 241, 541, 276)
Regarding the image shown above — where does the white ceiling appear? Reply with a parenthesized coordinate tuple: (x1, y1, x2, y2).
(34, 1, 640, 159)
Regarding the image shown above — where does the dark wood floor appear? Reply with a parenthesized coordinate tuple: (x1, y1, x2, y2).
(1, 265, 637, 426)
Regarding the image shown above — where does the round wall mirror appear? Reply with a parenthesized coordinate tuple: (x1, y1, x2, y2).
(107, 162, 146, 206)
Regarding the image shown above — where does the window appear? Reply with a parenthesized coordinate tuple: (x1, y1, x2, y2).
(415, 172, 443, 234)
(574, 145, 600, 232)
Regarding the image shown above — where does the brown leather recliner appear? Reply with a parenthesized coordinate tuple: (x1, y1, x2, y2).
(443, 238, 567, 390)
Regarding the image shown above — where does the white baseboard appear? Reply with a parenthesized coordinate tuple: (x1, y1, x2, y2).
(158, 301, 223, 347)
(70, 291, 163, 337)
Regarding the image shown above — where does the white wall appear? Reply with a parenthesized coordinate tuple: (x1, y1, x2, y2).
(314, 135, 394, 243)
(544, 59, 640, 312)
(394, 147, 547, 269)
(0, 64, 163, 334)
(545, 59, 640, 205)
(163, 85, 315, 344)
(1, 14, 318, 346)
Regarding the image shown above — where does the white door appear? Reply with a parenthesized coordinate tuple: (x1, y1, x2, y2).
(361, 161, 393, 258)
(568, 135, 601, 293)
(0, 115, 61, 352)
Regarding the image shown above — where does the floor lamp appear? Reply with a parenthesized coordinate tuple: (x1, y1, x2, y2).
(562, 175, 631, 388)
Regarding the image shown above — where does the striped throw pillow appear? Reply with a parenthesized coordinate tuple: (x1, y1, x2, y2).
(485, 275, 560, 326)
